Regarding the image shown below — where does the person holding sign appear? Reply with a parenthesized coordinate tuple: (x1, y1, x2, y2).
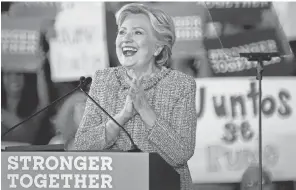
(75, 3, 197, 190)
(1, 63, 50, 144)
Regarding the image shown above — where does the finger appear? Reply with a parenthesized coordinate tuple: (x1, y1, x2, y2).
(126, 77, 133, 86)
(125, 95, 133, 111)
(128, 69, 136, 79)
(137, 76, 143, 86)
(125, 69, 133, 80)
(128, 89, 136, 100)
(126, 94, 131, 102)
(130, 81, 139, 92)
(126, 77, 137, 88)
(140, 76, 144, 84)
(126, 101, 133, 112)
(127, 91, 133, 100)
(132, 77, 137, 85)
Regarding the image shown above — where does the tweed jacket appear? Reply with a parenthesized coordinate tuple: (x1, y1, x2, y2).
(74, 66, 197, 190)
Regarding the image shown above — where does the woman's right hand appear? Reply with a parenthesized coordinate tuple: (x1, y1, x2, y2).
(120, 94, 137, 122)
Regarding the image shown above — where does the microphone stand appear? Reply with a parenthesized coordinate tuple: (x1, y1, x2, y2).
(239, 52, 279, 190)
(79, 80, 141, 152)
(1, 78, 87, 138)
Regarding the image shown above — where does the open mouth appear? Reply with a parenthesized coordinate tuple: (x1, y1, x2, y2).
(122, 46, 138, 57)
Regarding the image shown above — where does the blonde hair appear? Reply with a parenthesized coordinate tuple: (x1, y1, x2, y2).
(116, 3, 176, 67)
(51, 92, 87, 143)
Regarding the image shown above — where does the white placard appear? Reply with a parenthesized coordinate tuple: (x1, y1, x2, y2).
(49, 2, 109, 82)
(189, 77, 296, 183)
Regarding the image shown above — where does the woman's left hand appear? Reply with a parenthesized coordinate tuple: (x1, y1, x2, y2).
(127, 77, 147, 112)
(127, 77, 157, 127)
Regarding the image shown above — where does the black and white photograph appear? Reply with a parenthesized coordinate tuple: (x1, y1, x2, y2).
(1, 1, 296, 190)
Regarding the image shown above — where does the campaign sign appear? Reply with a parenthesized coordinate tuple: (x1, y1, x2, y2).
(145, 2, 209, 59)
(1, 16, 44, 72)
(203, 1, 271, 25)
(204, 29, 295, 76)
(49, 2, 109, 82)
(9, 2, 60, 19)
(189, 77, 296, 183)
(2, 152, 149, 190)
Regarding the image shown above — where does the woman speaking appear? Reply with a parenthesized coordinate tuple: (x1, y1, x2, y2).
(75, 3, 197, 190)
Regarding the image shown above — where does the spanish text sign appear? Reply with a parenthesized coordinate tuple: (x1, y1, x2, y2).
(1, 152, 149, 190)
(189, 77, 296, 183)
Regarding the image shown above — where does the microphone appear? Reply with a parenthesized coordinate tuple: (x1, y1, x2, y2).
(81, 76, 92, 87)
(80, 76, 86, 84)
(2, 77, 89, 138)
(79, 77, 141, 152)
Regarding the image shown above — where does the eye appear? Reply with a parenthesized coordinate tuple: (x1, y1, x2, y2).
(135, 31, 143, 35)
(118, 29, 125, 35)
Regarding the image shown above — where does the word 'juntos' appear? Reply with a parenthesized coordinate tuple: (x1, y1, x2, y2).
(8, 156, 113, 171)
(8, 174, 112, 189)
(196, 82, 292, 119)
(206, 145, 279, 172)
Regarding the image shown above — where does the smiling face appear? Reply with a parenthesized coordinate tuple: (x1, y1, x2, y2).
(3, 72, 24, 97)
(116, 13, 159, 70)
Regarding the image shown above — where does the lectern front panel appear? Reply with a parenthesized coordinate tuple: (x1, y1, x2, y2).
(2, 152, 150, 190)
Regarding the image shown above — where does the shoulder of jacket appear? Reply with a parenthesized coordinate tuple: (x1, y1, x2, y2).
(168, 69, 196, 89)
(92, 67, 119, 82)
(93, 67, 117, 78)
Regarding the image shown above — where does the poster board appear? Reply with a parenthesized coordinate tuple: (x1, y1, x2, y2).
(49, 2, 109, 82)
(1, 16, 44, 72)
(189, 77, 296, 183)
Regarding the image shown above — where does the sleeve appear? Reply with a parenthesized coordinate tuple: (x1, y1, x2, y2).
(74, 70, 116, 150)
(146, 79, 197, 167)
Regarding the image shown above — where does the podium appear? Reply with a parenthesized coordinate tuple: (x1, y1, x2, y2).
(1, 148, 180, 190)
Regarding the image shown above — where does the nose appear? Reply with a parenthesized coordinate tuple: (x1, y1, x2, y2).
(122, 32, 133, 43)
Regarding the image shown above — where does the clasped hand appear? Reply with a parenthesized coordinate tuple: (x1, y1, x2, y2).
(120, 75, 156, 127)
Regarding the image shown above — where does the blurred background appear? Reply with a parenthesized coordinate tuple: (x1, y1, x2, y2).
(1, 1, 296, 190)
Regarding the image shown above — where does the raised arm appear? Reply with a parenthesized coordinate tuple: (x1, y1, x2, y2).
(36, 63, 50, 109)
